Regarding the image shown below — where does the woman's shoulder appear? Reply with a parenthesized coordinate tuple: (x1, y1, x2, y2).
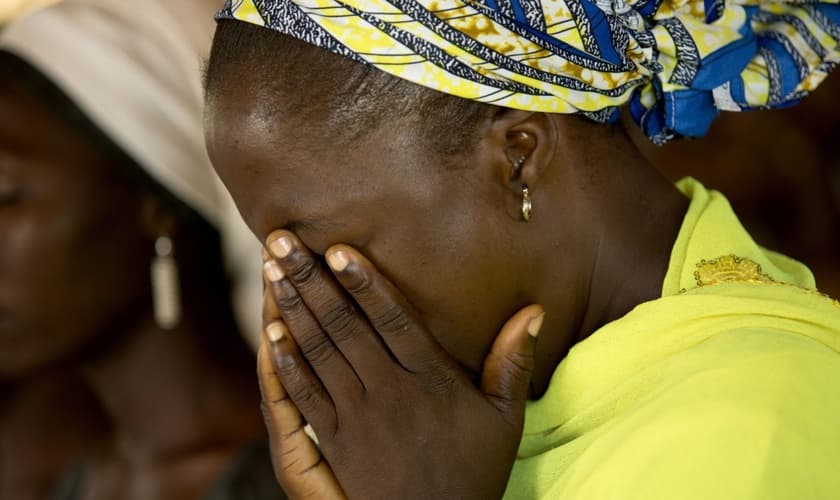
(521, 320, 840, 500)
(577, 324, 840, 499)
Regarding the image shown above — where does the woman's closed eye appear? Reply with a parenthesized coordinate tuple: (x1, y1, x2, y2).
(287, 218, 368, 257)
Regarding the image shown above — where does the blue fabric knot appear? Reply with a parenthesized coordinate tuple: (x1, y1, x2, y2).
(594, 0, 646, 31)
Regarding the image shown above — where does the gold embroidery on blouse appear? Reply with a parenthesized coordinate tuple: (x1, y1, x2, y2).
(691, 254, 840, 308)
(694, 255, 775, 287)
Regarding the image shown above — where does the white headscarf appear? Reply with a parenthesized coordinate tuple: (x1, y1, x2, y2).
(0, 0, 60, 23)
(1, 0, 263, 347)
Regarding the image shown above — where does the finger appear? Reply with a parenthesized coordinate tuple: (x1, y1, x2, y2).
(265, 320, 338, 437)
(266, 231, 390, 381)
(262, 254, 282, 326)
(263, 283, 332, 452)
(263, 250, 361, 395)
(323, 244, 454, 375)
(258, 331, 346, 499)
(480, 305, 544, 429)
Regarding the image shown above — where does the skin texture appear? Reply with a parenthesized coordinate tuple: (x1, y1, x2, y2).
(205, 30, 690, 499)
(0, 55, 267, 500)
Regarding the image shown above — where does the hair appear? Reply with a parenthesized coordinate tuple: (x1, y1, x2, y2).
(205, 20, 496, 158)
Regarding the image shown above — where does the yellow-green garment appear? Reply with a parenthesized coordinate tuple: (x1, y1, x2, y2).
(508, 178, 840, 500)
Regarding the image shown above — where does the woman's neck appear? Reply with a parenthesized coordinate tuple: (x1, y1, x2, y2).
(531, 127, 690, 395)
(581, 144, 689, 340)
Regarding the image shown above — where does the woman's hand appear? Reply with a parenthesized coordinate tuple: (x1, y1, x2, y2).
(257, 285, 346, 499)
(259, 230, 544, 500)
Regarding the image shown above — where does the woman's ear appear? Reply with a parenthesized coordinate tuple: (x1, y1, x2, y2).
(482, 110, 558, 222)
(488, 110, 557, 189)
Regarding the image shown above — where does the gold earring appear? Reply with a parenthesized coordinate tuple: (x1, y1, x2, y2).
(521, 185, 532, 222)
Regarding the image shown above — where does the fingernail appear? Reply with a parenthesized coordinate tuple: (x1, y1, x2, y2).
(269, 235, 293, 258)
(266, 322, 286, 342)
(527, 312, 545, 338)
(263, 260, 284, 282)
(326, 250, 349, 272)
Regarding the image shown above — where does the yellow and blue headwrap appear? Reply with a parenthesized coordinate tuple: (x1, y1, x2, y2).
(216, 0, 839, 143)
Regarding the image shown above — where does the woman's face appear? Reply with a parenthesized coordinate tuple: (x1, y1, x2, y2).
(206, 79, 539, 376)
(0, 73, 152, 378)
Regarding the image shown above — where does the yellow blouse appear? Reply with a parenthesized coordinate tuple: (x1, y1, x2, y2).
(507, 178, 840, 500)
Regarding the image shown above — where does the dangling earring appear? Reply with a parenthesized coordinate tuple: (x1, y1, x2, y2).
(521, 185, 532, 222)
(151, 236, 181, 329)
(511, 155, 531, 221)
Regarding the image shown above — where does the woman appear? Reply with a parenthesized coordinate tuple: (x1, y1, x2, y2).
(204, 0, 840, 498)
(0, 0, 282, 498)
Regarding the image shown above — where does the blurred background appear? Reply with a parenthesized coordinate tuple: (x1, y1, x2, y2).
(1, 1, 279, 499)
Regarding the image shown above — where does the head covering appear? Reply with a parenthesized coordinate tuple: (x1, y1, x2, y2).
(215, 0, 839, 143)
(0, 0, 59, 23)
(1, 0, 263, 346)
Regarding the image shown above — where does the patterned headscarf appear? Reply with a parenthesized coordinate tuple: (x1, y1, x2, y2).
(216, 0, 840, 143)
